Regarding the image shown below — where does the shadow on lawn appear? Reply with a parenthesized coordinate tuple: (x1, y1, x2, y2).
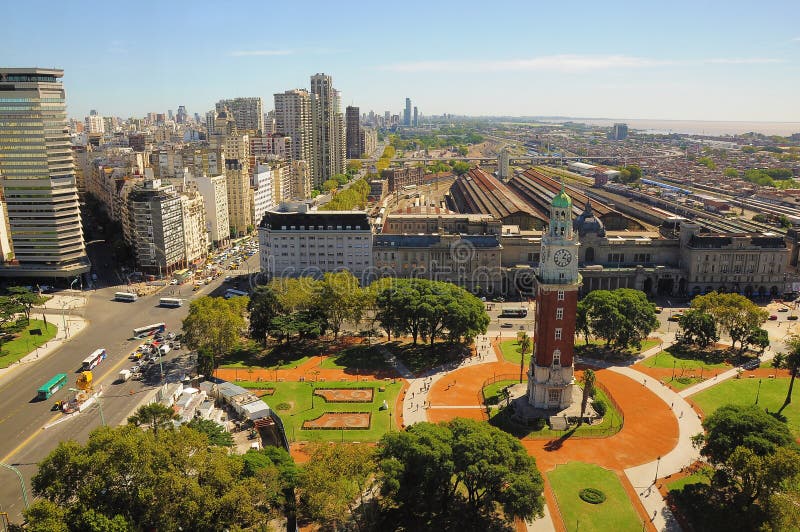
(386, 341, 471, 375)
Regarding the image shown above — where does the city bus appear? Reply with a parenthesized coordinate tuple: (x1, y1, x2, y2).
(114, 291, 138, 302)
(132, 323, 166, 337)
(37, 373, 68, 400)
(81, 348, 107, 371)
(499, 307, 528, 318)
(159, 297, 183, 308)
(224, 289, 248, 299)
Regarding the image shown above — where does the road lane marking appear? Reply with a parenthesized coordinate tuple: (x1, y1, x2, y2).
(1, 412, 60, 463)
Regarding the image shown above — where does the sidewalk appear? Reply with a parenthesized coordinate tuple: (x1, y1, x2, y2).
(0, 312, 88, 380)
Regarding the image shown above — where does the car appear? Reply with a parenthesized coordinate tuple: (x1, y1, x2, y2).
(170, 279, 178, 285)
(654, 307, 663, 314)
(769, 315, 778, 320)
(500, 323, 513, 328)
(173, 342, 181, 349)
(742, 359, 760, 370)
(131, 364, 141, 373)
(167, 332, 175, 340)
(192, 285, 200, 291)
(789, 315, 799, 320)
(778, 307, 789, 312)
(668, 314, 682, 322)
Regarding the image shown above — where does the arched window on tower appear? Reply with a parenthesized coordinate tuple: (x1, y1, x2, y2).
(552, 349, 561, 368)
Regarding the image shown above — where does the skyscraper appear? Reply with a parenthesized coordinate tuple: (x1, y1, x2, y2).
(413, 106, 418, 127)
(310, 73, 345, 185)
(345, 106, 361, 159)
(216, 97, 264, 134)
(274, 89, 315, 178)
(0, 68, 89, 277)
(404, 98, 411, 126)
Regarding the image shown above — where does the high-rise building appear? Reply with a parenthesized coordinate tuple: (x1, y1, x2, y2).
(85, 114, 105, 134)
(345, 106, 361, 159)
(128, 179, 186, 276)
(0, 68, 89, 277)
(274, 89, 315, 178)
(310, 73, 345, 185)
(195, 173, 230, 248)
(180, 192, 208, 264)
(225, 159, 251, 237)
(216, 97, 264, 134)
(609, 123, 628, 140)
(404, 98, 411, 126)
(413, 106, 418, 127)
(176, 105, 188, 124)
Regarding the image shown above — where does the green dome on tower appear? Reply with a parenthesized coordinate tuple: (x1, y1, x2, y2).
(551, 185, 572, 209)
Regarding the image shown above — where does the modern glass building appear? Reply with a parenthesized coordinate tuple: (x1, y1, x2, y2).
(0, 68, 89, 278)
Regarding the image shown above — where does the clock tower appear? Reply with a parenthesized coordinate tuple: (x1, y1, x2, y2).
(527, 185, 581, 410)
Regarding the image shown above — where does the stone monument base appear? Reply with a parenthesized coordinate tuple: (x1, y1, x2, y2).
(505, 383, 592, 428)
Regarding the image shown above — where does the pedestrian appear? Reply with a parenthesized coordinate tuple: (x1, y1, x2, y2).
(679, 411, 683, 419)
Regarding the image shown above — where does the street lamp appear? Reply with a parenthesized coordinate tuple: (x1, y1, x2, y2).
(0, 462, 29, 509)
(755, 379, 762, 405)
(653, 456, 661, 485)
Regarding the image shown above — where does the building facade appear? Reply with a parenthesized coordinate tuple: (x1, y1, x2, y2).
(385, 165, 424, 192)
(310, 73, 345, 186)
(225, 159, 251, 237)
(274, 89, 315, 181)
(181, 192, 208, 264)
(345, 105, 361, 159)
(195, 173, 230, 248)
(259, 207, 372, 279)
(0, 68, 89, 277)
(128, 179, 185, 276)
(216, 97, 264, 134)
(251, 164, 275, 229)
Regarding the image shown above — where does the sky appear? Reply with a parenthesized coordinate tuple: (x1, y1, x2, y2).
(3, 0, 800, 122)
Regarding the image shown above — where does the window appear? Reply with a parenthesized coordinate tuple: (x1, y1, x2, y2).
(552, 349, 561, 367)
(554, 328, 562, 340)
(556, 308, 564, 320)
(548, 389, 561, 404)
(557, 289, 565, 301)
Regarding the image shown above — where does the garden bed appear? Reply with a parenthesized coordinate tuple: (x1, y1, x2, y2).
(302, 412, 371, 430)
(314, 387, 374, 403)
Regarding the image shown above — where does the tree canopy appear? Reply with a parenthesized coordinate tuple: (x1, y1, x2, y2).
(576, 289, 659, 350)
(690, 292, 768, 354)
(377, 418, 544, 529)
(678, 308, 719, 348)
(182, 295, 247, 371)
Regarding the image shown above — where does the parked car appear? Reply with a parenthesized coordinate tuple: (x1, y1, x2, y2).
(778, 307, 790, 312)
(167, 332, 175, 340)
(788, 314, 798, 320)
(654, 307, 663, 314)
(742, 359, 760, 370)
(500, 323, 513, 328)
(769, 315, 778, 320)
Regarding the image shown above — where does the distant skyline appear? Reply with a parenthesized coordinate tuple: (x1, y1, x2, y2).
(3, 0, 799, 123)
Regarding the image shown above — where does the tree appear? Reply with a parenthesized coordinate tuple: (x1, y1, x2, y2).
(185, 418, 233, 447)
(28, 425, 283, 531)
(580, 369, 596, 423)
(724, 167, 739, 178)
(678, 308, 719, 348)
(0, 295, 25, 339)
(746, 327, 770, 355)
(248, 285, 282, 345)
(575, 302, 591, 345)
(182, 296, 247, 370)
(451, 161, 471, 175)
(317, 271, 366, 338)
(517, 331, 531, 383)
(691, 292, 768, 355)
(297, 444, 375, 531)
(777, 335, 800, 415)
(377, 419, 544, 529)
(346, 160, 362, 174)
(323, 179, 339, 193)
(127, 403, 178, 436)
(578, 289, 658, 350)
(696, 404, 794, 464)
(7, 286, 46, 322)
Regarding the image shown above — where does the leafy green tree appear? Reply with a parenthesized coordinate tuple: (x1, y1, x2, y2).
(578, 289, 658, 350)
(317, 271, 366, 338)
(248, 285, 282, 345)
(723, 167, 739, 178)
(269, 277, 320, 312)
(182, 296, 247, 370)
(746, 327, 770, 355)
(580, 369, 596, 423)
(678, 308, 719, 348)
(333, 173, 349, 186)
(185, 418, 233, 447)
(691, 292, 768, 355)
(698, 156, 717, 169)
(517, 331, 531, 383)
(778, 335, 800, 415)
(346, 160, 362, 173)
(575, 302, 591, 344)
(29, 425, 283, 531)
(377, 419, 544, 529)
(127, 403, 178, 436)
(695, 404, 794, 464)
(323, 179, 339, 193)
(298, 444, 375, 531)
(7, 286, 46, 322)
(451, 161, 471, 175)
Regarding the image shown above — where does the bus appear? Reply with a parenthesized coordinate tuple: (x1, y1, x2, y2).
(114, 292, 138, 302)
(224, 289, 248, 299)
(159, 297, 183, 308)
(37, 373, 68, 400)
(133, 323, 166, 337)
(500, 307, 528, 318)
(81, 348, 107, 371)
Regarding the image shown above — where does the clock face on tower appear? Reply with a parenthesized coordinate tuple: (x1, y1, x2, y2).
(553, 249, 572, 267)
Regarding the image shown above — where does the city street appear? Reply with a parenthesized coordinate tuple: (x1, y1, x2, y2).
(0, 247, 260, 520)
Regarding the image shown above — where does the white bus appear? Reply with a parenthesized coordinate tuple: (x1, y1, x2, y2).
(81, 348, 107, 371)
(114, 292, 138, 302)
(159, 297, 183, 308)
(224, 289, 248, 299)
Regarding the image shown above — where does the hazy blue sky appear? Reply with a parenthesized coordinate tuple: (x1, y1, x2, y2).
(4, 0, 799, 121)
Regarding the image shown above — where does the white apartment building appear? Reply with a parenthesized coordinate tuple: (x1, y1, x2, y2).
(195, 174, 230, 248)
(259, 205, 372, 279)
(251, 165, 275, 229)
(85, 114, 105, 134)
(128, 179, 185, 276)
(274, 89, 315, 181)
(181, 193, 208, 264)
(225, 159, 251, 237)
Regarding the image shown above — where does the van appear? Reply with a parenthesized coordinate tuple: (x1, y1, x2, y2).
(117, 369, 132, 383)
(159, 344, 171, 356)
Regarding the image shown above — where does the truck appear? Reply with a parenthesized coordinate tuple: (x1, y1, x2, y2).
(117, 369, 132, 383)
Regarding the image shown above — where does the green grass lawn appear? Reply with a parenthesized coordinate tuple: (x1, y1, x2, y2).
(575, 338, 662, 358)
(238, 380, 403, 442)
(690, 377, 800, 437)
(499, 340, 532, 365)
(0, 320, 58, 368)
(662, 376, 704, 391)
(640, 351, 728, 370)
(489, 388, 623, 440)
(318, 345, 391, 371)
(665, 469, 711, 493)
(388, 341, 470, 375)
(482, 379, 519, 405)
(220, 356, 312, 370)
(548, 462, 643, 532)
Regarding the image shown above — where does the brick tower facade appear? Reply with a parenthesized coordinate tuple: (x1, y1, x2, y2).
(527, 186, 581, 409)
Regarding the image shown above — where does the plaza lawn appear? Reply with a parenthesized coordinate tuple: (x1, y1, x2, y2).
(0, 320, 57, 368)
(482, 379, 518, 405)
(663, 376, 704, 391)
(499, 340, 532, 366)
(238, 379, 404, 443)
(576, 337, 661, 353)
(319, 345, 391, 371)
(665, 469, 711, 493)
(220, 356, 311, 370)
(548, 462, 643, 532)
(640, 351, 728, 371)
(689, 377, 800, 438)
